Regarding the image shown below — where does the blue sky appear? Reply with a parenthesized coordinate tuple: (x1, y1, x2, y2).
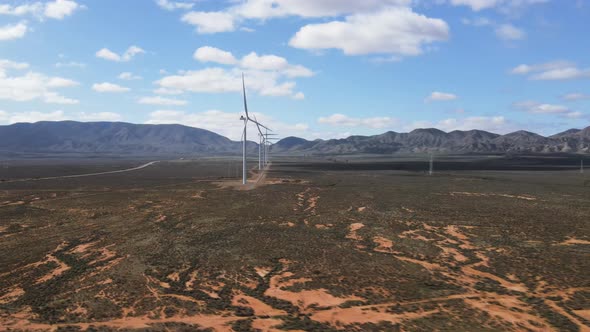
(0, 0, 589, 140)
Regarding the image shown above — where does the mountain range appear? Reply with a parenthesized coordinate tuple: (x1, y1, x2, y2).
(273, 127, 590, 155)
(0, 121, 588, 157)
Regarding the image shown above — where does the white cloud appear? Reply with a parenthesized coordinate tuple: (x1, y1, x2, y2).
(78, 112, 123, 121)
(426, 91, 458, 102)
(0, 60, 79, 104)
(157, 67, 303, 98)
(293, 92, 305, 100)
(96, 46, 146, 62)
(564, 111, 583, 119)
(0, 3, 43, 17)
(408, 116, 511, 133)
(562, 93, 590, 101)
(318, 113, 398, 129)
(44, 0, 81, 19)
(449, 0, 547, 12)
(514, 101, 570, 114)
(118, 72, 142, 80)
(241, 52, 289, 71)
(0, 1, 82, 20)
(193, 47, 314, 79)
(461, 17, 493, 26)
(231, 0, 411, 19)
(193, 46, 238, 65)
(55, 61, 86, 68)
(181, 11, 236, 34)
(289, 7, 449, 56)
(495, 24, 525, 40)
(146, 109, 309, 140)
(47, 77, 79, 88)
(511, 61, 590, 81)
(8, 110, 67, 123)
(138, 96, 188, 106)
(0, 22, 28, 41)
(155, 0, 194, 11)
(92, 82, 130, 93)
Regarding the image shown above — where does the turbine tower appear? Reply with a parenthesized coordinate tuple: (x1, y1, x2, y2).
(429, 153, 434, 176)
(239, 74, 272, 185)
(582, 158, 585, 174)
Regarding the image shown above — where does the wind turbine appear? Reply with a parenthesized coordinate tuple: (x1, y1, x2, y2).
(239, 74, 271, 185)
(429, 153, 434, 176)
(582, 158, 585, 174)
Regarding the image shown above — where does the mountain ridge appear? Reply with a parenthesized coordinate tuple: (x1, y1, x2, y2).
(0, 121, 588, 156)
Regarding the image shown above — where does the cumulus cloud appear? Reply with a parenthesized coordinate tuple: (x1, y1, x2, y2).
(44, 0, 81, 19)
(161, 47, 313, 99)
(96, 46, 145, 62)
(7, 110, 67, 123)
(193, 47, 314, 78)
(514, 101, 570, 114)
(138, 96, 188, 106)
(495, 24, 525, 40)
(193, 46, 238, 65)
(407, 116, 512, 133)
(157, 67, 303, 98)
(181, 11, 236, 34)
(78, 112, 123, 121)
(0, 59, 79, 104)
(449, 0, 547, 12)
(146, 109, 309, 140)
(289, 7, 449, 56)
(231, 0, 411, 19)
(511, 61, 590, 81)
(0, 0, 82, 20)
(155, 0, 194, 11)
(118, 72, 142, 80)
(0, 22, 28, 41)
(318, 114, 398, 129)
(92, 82, 130, 93)
(55, 61, 86, 68)
(426, 91, 458, 102)
(562, 93, 590, 101)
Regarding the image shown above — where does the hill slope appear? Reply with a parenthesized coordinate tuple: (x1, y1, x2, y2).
(0, 121, 252, 156)
(273, 126, 590, 154)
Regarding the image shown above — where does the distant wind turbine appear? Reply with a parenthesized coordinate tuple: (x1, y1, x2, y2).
(239, 74, 271, 185)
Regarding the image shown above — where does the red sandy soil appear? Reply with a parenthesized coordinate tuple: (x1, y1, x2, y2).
(232, 292, 287, 316)
(346, 223, 365, 241)
(558, 237, 590, 245)
(450, 191, 537, 201)
(265, 271, 362, 313)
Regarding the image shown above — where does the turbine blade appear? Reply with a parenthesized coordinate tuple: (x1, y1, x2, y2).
(242, 73, 249, 118)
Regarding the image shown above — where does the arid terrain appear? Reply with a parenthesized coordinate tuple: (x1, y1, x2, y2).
(0, 155, 589, 331)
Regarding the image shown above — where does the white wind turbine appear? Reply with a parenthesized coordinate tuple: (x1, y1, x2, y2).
(239, 74, 271, 185)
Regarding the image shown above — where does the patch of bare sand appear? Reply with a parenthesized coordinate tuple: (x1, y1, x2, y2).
(311, 307, 439, 327)
(1, 313, 238, 331)
(573, 309, 590, 321)
(346, 223, 365, 241)
(35, 254, 70, 284)
(255, 266, 272, 278)
(450, 191, 537, 201)
(167, 271, 180, 282)
(464, 297, 550, 331)
(558, 237, 590, 245)
(265, 272, 362, 312)
(251, 318, 285, 332)
(373, 236, 394, 253)
(233, 292, 287, 316)
(0, 286, 25, 304)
